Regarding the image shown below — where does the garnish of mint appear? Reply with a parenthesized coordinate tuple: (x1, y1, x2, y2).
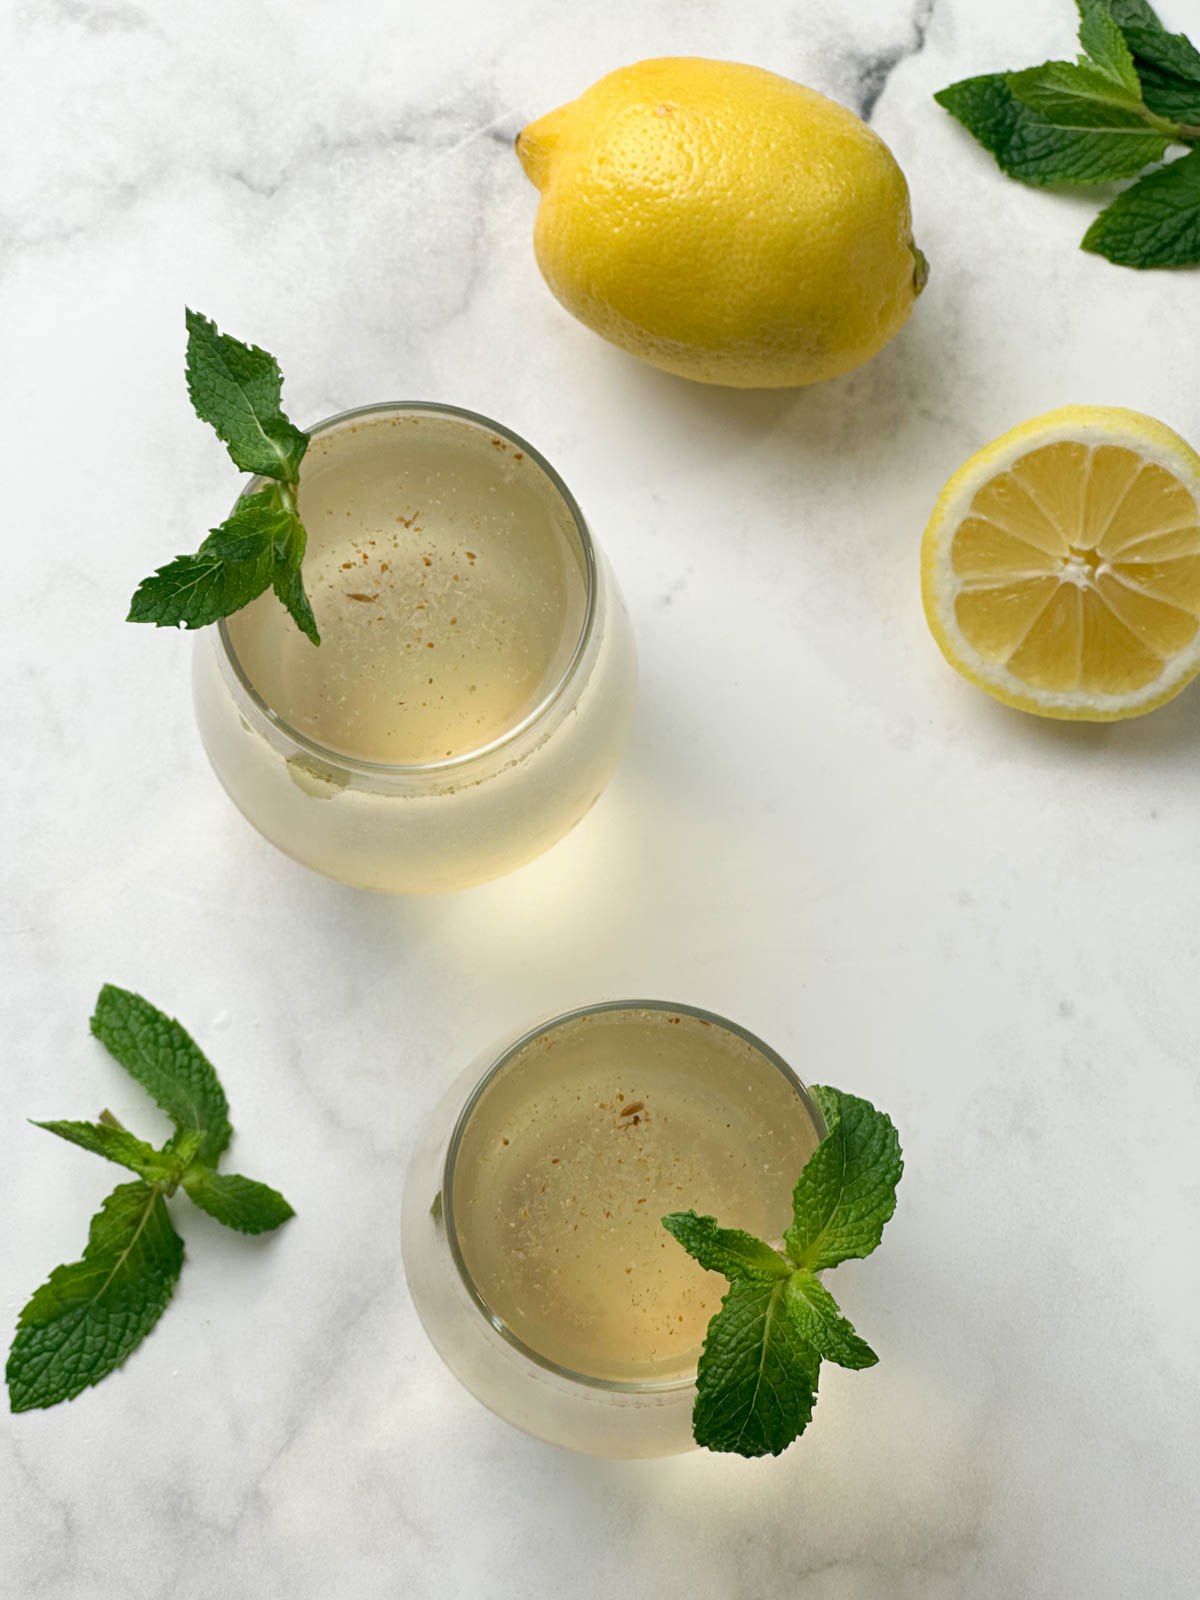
(6, 986, 295, 1413)
(127, 310, 319, 643)
(935, 1, 1200, 268)
(662, 1085, 901, 1458)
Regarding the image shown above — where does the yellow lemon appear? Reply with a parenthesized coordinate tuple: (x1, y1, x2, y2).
(921, 406, 1200, 721)
(516, 57, 926, 388)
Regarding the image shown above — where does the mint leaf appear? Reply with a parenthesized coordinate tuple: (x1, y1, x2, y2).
(1078, 1, 1143, 93)
(661, 1212, 790, 1283)
(784, 1271, 878, 1370)
(784, 1086, 902, 1271)
(1119, 0, 1200, 76)
(269, 512, 320, 646)
(272, 560, 319, 646)
(691, 1278, 821, 1457)
(127, 490, 284, 631)
(181, 1167, 295, 1234)
(1083, 146, 1200, 262)
(31, 1120, 170, 1182)
(935, 73, 1169, 184)
(7, 1182, 183, 1412)
(1098, 1, 1200, 120)
(184, 308, 308, 481)
(1008, 60, 1150, 125)
(1137, 61, 1200, 121)
(89, 986, 231, 1166)
(1139, 67, 1200, 122)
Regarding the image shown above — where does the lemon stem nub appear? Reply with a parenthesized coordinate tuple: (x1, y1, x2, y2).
(515, 126, 554, 190)
(912, 246, 929, 295)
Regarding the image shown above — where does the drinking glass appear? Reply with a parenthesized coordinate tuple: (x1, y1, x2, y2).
(193, 403, 636, 892)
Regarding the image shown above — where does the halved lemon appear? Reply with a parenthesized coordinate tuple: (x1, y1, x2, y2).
(921, 406, 1200, 720)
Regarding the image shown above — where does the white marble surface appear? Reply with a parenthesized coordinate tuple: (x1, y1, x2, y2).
(4, 0, 1200, 1594)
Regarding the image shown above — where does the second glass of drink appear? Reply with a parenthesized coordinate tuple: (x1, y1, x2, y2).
(402, 1001, 827, 1456)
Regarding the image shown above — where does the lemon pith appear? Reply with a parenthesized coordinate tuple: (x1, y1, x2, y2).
(921, 407, 1200, 721)
(517, 57, 925, 389)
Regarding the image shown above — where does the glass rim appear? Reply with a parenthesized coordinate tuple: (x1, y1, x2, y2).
(441, 998, 829, 1395)
(215, 400, 599, 777)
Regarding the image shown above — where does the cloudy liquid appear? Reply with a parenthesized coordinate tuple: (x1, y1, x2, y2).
(226, 411, 588, 764)
(449, 1008, 822, 1384)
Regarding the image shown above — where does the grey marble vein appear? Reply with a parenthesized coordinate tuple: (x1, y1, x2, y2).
(852, 0, 937, 121)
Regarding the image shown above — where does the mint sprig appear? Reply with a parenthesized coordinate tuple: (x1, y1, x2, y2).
(7, 987, 295, 1413)
(128, 310, 319, 644)
(935, 1, 1200, 267)
(663, 1086, 902, 1458)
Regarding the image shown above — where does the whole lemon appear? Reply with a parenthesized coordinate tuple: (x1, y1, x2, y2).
(517, 57, 927, 389)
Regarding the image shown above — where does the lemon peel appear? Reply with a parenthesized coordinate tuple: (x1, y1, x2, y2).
(517, 58, 925, 389)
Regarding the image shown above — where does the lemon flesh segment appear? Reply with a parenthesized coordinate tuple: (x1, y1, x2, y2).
(923, 407, 1200, 720)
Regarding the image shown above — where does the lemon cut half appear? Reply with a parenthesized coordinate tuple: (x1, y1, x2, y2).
(922, 406, 1200, 721)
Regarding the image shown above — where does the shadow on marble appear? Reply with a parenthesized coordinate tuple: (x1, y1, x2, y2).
(471, 1324, 990, 1595)
(954, 676, 1200, 773)
(598, 304, 951, 469)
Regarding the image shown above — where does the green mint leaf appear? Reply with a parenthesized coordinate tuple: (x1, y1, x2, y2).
(272, 560, 320, 645)
(691, 1278, 821, 1457)
(1078, 2, 1143, 93)
(89, 986, 231, 1166)
(935, 72, 1170, 183)
(1096, 0, 1200, 120)
(783, 1087, 902, 1272)
(1136, 61, 1200, 120)
(1007, 60, 1149, 126)
(784, 1271, 878, 1370)
(1115, 0, 1200, 77)
(270, 512, 321, 646)
(7, 1182, 183, 1412)
(31, 1120, 170, 1182)
(127, 489, 283, 630)
(180, 1167, 295, 1234)
(1139, 58, 1200, 122)
(1082, 146, 1200, 263)
(184, 308, 308, 481)
(661, 1212, 791, 1283)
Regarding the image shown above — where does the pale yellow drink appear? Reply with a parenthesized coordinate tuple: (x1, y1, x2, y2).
(193, 404, 636, 892)
(448, 1006, 823, 1383)
(226, 412, 587, 764)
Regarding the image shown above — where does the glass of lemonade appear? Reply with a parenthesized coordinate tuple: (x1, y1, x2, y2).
(192, 404, 636, 892)
(402, 1001, 826, 1457)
